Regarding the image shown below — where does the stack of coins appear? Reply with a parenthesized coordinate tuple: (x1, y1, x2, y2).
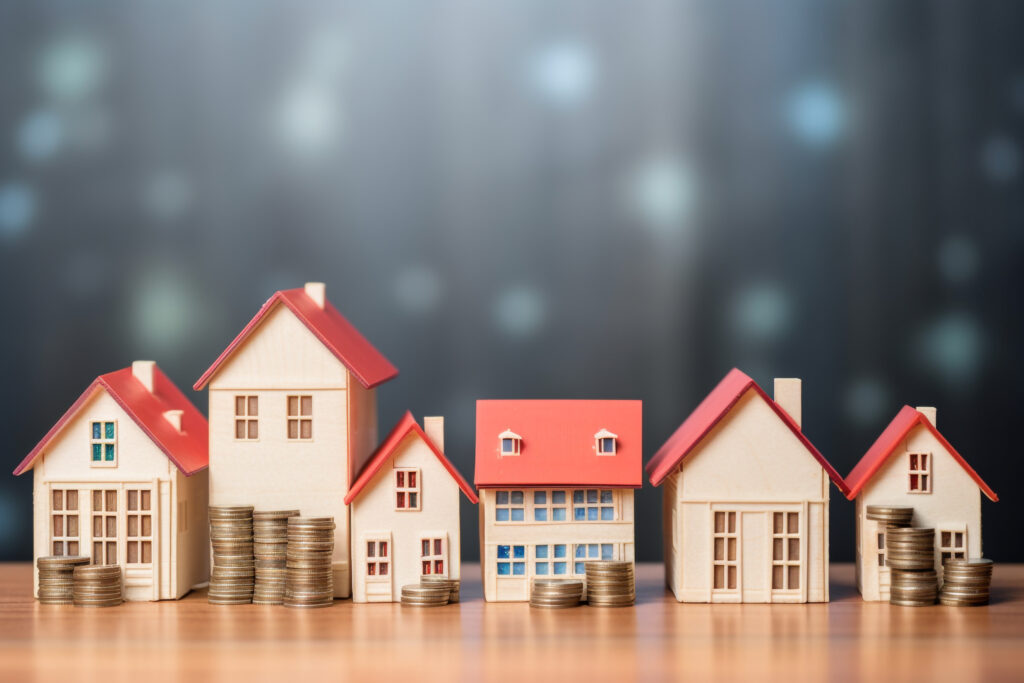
(940, 558, 993, 606)
(36, 556, 90, 605)
(208, 505, 255, 605)
(865, 505, 913, 529)
(72, 564, 122, 607)
(283, 516, 335, 608)
(420, 575, 460, 603)
(530, 578, 584, 609)
(252, 509, 298, 605)
(401, 584, 450, 607)
(886, 527, 937, 606)
(585, 561, 636, 607)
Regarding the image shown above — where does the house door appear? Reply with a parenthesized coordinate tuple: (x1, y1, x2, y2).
(364, 536, 392, 602)
(741, 511, 769, 603)
(872, 521, 891, 601)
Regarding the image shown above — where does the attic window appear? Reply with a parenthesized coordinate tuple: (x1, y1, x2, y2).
(499, 429, 521, 456)
(595, 429, 617, 455)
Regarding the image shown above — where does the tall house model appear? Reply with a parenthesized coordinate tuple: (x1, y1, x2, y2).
(345, 412, 477, 603)
(193, 282, 397, 597)
(474, 400, 642, 602)
(646, 369, 847, 603)
(845, 406, 998, 601)
(13, 361, 209, 601)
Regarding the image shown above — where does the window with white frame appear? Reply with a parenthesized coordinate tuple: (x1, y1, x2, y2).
(234, 395, 258, 440)
(495, 490, 524, 522)
(573, 543, 614, 575)
(366, 539, 389, 577)
(90, 421, 117, 466)
(712, 511, 737, 591)
(395, 469, 420, 510)
(573, 489, 615, 521)
(535, 544, 569, 576)
(126, 489, 153, 564)
(51, 489, 80, 556)
(595, 429, 617, 455)
(939, 529, 966, 562)
(421, 537, 446, 575)
(532, 490, 568, 522)
(92, 490, 118, 564)
(771, 512, 800, 591)
(496, 544, 525, 576)
(287, 395, 312, 440)
(908, 452, 931, 493)
(498, 430, 521, 456)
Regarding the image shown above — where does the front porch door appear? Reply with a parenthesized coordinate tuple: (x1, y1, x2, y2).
(364, 536, 393, 602)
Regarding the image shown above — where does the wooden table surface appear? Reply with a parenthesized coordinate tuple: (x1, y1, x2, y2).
(1, 562, 1022, 682)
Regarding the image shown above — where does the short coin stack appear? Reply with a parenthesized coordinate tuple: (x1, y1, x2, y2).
(421, 575, 460, 603)
(865, 505, 913, 529)
(940, 558, 993, 606)
(208, 505, 255, 605)
(585, 561, 635, 607)
(72, 564, 123, 607)
(886, 527, 937, 606)
(401, 584, 450, 607)
(252, 509, 298, 605)
(530, 578, 584, 609)
(36, 555, 90, 605)
(284, 516, 335, 608)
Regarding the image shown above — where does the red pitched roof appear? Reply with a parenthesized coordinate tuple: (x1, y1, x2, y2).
(844, 405, 998, 501)
(474, 400, 643, 488)
(646, 368, 848, 494)
(14, 365, 208, 477)
(345, 412, 477, 504)
(193, 287, 398, 390)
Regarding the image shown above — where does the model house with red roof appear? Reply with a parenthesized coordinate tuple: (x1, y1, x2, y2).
(345, 412, 477, 602)
(474, 400, 642, 602)
(14, 361, 209, 601)
(845, 406, 998, 601)
(647, 369, 847, 603)
(193, 282, 397, 598)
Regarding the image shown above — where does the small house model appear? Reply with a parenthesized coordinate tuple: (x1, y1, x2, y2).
(345, 412, 477, 603)
(474, 400, 642, 602)
(13, 361, 209, 601)
(646, 369, 847, 603)
(193, 282, 397, 598)
(844, 405, 998, 601)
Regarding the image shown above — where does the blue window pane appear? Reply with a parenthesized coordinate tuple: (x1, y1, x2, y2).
(588, 544, 598, 558)
(535, 545, 549, 559)
(105, 444, 115, 461)
(496, 491, 509, 505)
(502, 438, 514, 453)
(601, 437, 614, 453)
(573, 490, 584, 503)
(553, 508, 566, 521)
(601, 507, 614, 521)
(536, 563, 549, 575)
(511, 508, 524, 521)
(512, 562, 525, 576)
(497, 545, 511, 559)
(575, 562, 585, 574)
(601, 544, 613, 560)
(497, 508, 510, 522)
(511, 491, 524, 505)
(552, 491, 566, 504)
(554, 562, 567, 575)
(587, 490, 598, 504)
(554, 545, 567, 558)
(92, 423, 101, 439)
(574, 508, 586, 521)
(588, 507, 598, 521)
(105, 422, 115, 439)
(497, 562, 510, 576)
(575, 545, 586, 559)
(513, 545, 525, 559)
(534, 508, 547, 522)
(534, 491, 546, 504)
(92, 444, 102, 461)
(600, 490, 613, 504)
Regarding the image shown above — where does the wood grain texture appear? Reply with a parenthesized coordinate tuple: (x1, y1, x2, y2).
(1, 562, 1022, 681)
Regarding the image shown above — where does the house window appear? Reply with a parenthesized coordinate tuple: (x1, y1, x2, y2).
(573, 489, 615, 521)
(51, 489, 80, 556)
(532, 490, 568, 522)
(939, 529, 966, 562)
(287, 395, 313, 440)
(90, 421, 117, 466)
(498, 430, 521, 456)
(92, 490, 118, 565)
(421, 537, 446, 575)
(573, 543, 615, 575)
(908, 452, 931, 493)
(234, 396, 258, 440)
(534, 544, 569, 576)
(367, 540, 389, 577)
(495, 490, 525, 522)
(877, 531, 886, 567)
(712, 511, 738, 590)
(497, 545, 525, 576)
(395, 469, 420, 510)
(595, 429, 617, 455)
(126, 489, 153, 564)
(771, 512, 800, 591)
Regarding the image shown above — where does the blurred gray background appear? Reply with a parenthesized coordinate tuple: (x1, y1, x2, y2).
(1, 1, 1020, 562)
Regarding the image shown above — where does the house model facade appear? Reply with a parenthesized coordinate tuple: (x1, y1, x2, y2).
(474, 400, 642, 602)
(193, 282, 397, 598)
(346, 412, 477, 603)
(13, 361, 209, 601)
(646, 369, 847, 603)
(845, 405, 998, 601)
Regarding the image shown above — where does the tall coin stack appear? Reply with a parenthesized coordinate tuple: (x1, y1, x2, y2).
(36, 555, 90, 605)
(420, 575, 460, 603)
(208, 505, 255, 605)
(585, 561, 636, 607)
(284, 516, 335, 608)
(865, 505, 913, 530)
(530, 578, 584, 609)
(401, 584, 450, 607)
(940, 558, 993, 606)
(72, 564, 123, 607)
(886, 527, 937, 606)
(252, 509, 298, 605)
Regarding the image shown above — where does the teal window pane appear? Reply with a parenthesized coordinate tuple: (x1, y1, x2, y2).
(497, 545, 510, 559)
(588, 544, 598, 558)
(575, 562, 585, 574)
(534, 508, 547, 522)
(104, 422, 115, 439)
(575, 545, 586, 559)
(574, 508, 586, 521)
(513, 545, 525, 559)
(536, 563, 549, 575)
(511, 508, 524, 522)
(512, 562, 525, 576)
(92, 444, 102, 461)
(553, 508, 566, 521)
(552, 491, 566, 504)
(554, 562, 567, 575)
(104, 444, 115, 461)
(498, 562, 510, 576)
(92, 423, 101, 439)
(496, 509, 509, 522)
(554, 545, 566, 558)
(601, 507, 614, 521)
(534, 491, 546, 504)
(601, 544, 613, 560)
(535, 545, 549, 559)
(588, 507, 598, 521)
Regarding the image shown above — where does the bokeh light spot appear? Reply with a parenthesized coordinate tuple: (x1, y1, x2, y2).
(917, 313, 985, 386)
(37, 35, 107, 102)
(730, 283, 793, 342)
(132, 266, 209, 355)
(278, 82, 340, 156)
(980, 135, 1020, 184)
(937, 235, 979, 285)
(624, 156, 696, 235)
(529, 42, 596, 107)
(494, 285, 547, 339)
(785, 82, 845, 148)
(0, 182, 37, 240)
(143, 170, 194, 222)
(843, 376, 891, 427)
(395, 265, 443, 315)
(16, 109, 63, 162)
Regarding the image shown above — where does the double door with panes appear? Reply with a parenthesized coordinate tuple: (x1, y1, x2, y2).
(710, 507, 803, 603)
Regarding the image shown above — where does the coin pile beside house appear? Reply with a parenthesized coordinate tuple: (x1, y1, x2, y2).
(401, 583, 450, 607)
(585, 561, 635, 607)
(208, 505, 255, 605)
(283, 517, 335, 608)
(530, 579, 584, 609)
(940, 558, 994, 606)
(421, 575, 460, 603)
(72, 564, 123, 607)
(886, 528, 938, 606)
(36, 556, 90, 605)
(253, 510, 298, 605)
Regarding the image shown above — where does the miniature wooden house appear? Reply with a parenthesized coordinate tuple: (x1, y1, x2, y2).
(193, 282, 397, 598)
(346, 413, 477, 603)
(845, 406, 998, 601)
(646, 369, 847, 603)
(13, 361, 209, 601)
(474, 400, 642, 602)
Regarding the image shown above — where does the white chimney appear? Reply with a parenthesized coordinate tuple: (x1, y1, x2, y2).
(774, 378, 802, 428)
(163, 409, 183, 432)
(424, 416, 445, 452)
(304, 282, 326, 309)
(132, 360, 156, 393)
(916, 406, 937, 427)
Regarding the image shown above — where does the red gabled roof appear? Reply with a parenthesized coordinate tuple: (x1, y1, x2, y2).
(646, 368, 848, 495)
(14, 365, 208, 477)
(345, 412, 477, 505)
(844, 405, 998, 501)
(474, 400, 643, 488)
(194, 287, 398, 391)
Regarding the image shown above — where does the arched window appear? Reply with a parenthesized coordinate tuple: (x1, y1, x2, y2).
(595, 428, 617, 455)
(498, 429, 521, 456)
